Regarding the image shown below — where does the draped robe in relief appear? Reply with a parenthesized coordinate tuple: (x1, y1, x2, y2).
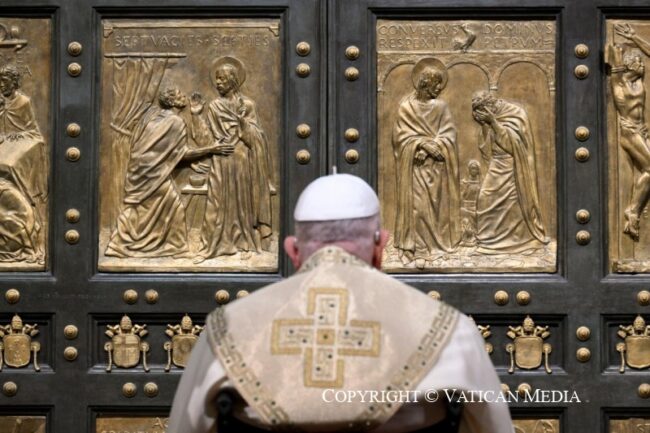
(196, 94, 273, 258)
(105, 107, 189, 257)
(0, 92, 46, 261)
(475, 100, 548, 253)
(392, 94, 460, 259)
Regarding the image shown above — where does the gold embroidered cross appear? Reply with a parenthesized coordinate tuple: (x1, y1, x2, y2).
(271, 288, 381, 388)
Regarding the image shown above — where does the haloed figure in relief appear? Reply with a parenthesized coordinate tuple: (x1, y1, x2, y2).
(190, 56, 275, 263)
(0, 64, 45, 264)
(393, 58, 460, 269)
(106, 88, 226, 258)
(608, 23, 650, 242)
(471, 91, 548, 253)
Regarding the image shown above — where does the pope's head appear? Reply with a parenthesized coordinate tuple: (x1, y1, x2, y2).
(284, 173, 389, 270)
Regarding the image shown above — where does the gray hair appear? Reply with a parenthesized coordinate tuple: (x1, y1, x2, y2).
(295, 214, 380, 263)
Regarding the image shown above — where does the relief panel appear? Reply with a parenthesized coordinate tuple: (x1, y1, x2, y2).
(0, 19, 51, 271)
(96, 416, 168, 433)
(513, 419, 559, 433)
(377, 20, 556, 272)
(0, 416, 46, 433)
(611, 418, 650, 433)
(98, 19, 281, 272)
(607, 20, 650, 273)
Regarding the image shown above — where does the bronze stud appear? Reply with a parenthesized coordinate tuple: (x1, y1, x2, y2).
(575, 147, 590, 162)
(345, 149, 360, 164)
(64, 325, 78, 340)
(427, 290, 441, 301)
(638, 383, 650, 399)
(344, 128, 360, 143)
(575, 126, 590, 141)
(63, 346, 78, 361)
(67, 41, 82, 56)
(576, 209, 591, 224)
(516, 290, 531, 306)
(122, 382, 137, 398)
(345, 67, 359, 81)
(144, 382, 159, 398)
(517, 383, 532, 397)
(215, 289, 230, 304)
(296, 150, 311, 165)
(576, 230, 591, 245)
(494, 290, 509, 306)
(574, 65, 589, 79)
(66, 208, 80, 223)
(145, 289, 159, 304)
(236, 290, 250, 299)
(501, 383, 510, 394)
(638, 290, 650, 306)
(296, 63, 311, 77)
(574, 44, 589, 59)
(296, 42, 311, 56)
(3, 381, 17, 397)
(66, 147, 81, 162)
(65, 229, 80, 244)
(576, 326, 591, 341)
(576, 347, 591, 362)
(123, 289, 138, 304)
(345, 45, 360, 60)
(296, 124, 311, 138)
(5, 288, 19, 304)
(66, 123, 81, 137)
(67, 62, 82, 77)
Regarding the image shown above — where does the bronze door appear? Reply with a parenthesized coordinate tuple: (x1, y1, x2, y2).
(0, 0, 324, 432)
(331, 0, 650, 432)
(1, 0, 650, 432)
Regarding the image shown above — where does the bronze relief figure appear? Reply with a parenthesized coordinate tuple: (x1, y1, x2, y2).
(98, 19, 281, 272)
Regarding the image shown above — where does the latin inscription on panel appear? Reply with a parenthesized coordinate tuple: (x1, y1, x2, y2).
(96, 417, 168, 433)
(98, 19, 281, 272)
(514, 419, 559, 433)
(606, 20, 650, 273)
(377, 20, 556, 273)
(0, 19, 51, 271)
(611, 418, 650, 433)
(0, 416, 46, 433)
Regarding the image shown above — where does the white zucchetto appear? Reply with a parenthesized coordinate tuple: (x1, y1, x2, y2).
(294, 173, 380, 222)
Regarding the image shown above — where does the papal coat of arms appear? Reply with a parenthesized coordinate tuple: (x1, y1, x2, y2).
(104, 315, 150, 372)
(506, 316, 552, 374)
(617, 315, 650, 372)
(164, 314, 203, 371)
(0, 314, 40, 371)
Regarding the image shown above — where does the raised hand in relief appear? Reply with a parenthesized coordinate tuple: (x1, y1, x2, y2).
(190, 91, 205, 115)
(211, 142, 235, 156)
(614, 23, 636, 40)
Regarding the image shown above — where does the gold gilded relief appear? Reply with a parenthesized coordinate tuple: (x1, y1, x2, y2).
(104, 315, 150, 372)
(0, 314, 41, 372)
(0, 20, 51, 271)
(607, 21, 650, 272)
(96, 417, 168, 433)
(617, 314, 650, 372)
(164, 314, 203, 371)
(0, 416, 46, 433)
(378, 20, 556, 272)
(98, 19, 281, 272)
(506, 316, 552, 374)
(611, 419, 650, 433)
(513, 419, 558, 433)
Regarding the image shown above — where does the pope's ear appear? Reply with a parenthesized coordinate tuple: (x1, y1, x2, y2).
(283, 236, 301, 269)
(372, 229, 390, 269)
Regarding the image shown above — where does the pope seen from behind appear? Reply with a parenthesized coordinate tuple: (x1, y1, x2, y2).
(168, 172, 514, 433)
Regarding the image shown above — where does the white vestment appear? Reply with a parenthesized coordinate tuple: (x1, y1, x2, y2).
(169, 247, 513, 433)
